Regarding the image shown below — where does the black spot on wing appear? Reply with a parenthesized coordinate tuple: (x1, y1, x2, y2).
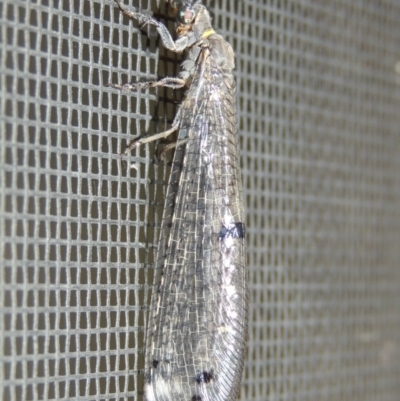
(196, 370, 214, 384)
(218, 222, 246, 240)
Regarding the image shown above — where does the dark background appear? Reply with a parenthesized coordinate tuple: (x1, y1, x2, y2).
(1, 0, 400, 400)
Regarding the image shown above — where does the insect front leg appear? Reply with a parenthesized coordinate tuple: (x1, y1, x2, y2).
(109, 0, 190, 159)
(112, 0, 190, 52)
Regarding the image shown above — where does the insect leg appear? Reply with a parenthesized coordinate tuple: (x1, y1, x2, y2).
(113, 0, 189, 52)
(124, 108, 182, 154)
(107, 77, 185, 92)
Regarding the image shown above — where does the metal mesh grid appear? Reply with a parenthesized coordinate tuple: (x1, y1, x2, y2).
(1, 0, 400, 400)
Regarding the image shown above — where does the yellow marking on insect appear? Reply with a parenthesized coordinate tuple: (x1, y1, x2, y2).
(201, 28, 215, 38)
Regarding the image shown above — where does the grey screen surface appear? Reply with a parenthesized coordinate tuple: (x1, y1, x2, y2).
(1, 1, 400, 400)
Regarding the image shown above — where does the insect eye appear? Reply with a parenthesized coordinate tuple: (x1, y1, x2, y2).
(177, 6, 196, 25)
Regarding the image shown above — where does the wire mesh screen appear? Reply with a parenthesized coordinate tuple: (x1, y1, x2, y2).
(1, 0, 400, 400)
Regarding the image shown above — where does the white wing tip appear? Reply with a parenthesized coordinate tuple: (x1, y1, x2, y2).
(144, 383, 156, 401)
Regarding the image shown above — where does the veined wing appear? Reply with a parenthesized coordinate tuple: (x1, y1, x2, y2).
(145, 46, 248, 401)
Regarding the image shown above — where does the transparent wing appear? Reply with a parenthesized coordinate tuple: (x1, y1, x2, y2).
(145, 49, 248, 401)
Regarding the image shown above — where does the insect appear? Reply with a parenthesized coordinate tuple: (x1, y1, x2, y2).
(108, 1, 248, 400)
